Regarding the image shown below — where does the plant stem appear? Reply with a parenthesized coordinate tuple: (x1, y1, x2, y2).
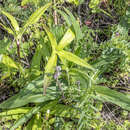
(53, 0, 58, 25)
(16, 39, 20, 62)
(56, 77, 64, 99)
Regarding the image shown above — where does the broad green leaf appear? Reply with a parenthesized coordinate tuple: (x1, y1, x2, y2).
(43, 24, 57, 50)
(57, 50, 95, 71)
(23, 3, 51, 31)
(1, 10, 19, 32)
(58, 28, 75, 50)
(0, 23, 14, 35)
(10, 103, 44, 130)
(0, 54, 18, 69)
(94, 85, 130, 111)
(0, 77, 56, 109)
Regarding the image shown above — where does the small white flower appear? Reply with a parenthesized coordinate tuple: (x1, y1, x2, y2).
(47, 109, 50, 114)
(56, 66, 61, 72)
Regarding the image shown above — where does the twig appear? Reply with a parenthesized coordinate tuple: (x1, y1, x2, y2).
(53, 0, 58, 25)
(16, 39, 20, 61)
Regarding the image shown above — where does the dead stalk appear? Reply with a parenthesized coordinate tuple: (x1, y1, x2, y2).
(53, 0, 58, 25)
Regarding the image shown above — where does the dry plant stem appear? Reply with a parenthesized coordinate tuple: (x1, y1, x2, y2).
(43, 74, 46, 95)
(43, 83, 47, 95)
(16, 39, 20, 62)
(43, 86, 46, 95)
(56, 78, 65, 99)
(43, 77, 50, 95)
(53, 0, 58, 25)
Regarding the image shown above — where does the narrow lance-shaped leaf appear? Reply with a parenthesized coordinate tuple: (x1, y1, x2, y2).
(56, 9, 71, 27)
(0, 54, 18, 69)
(58, 28, 75, 50)
(31, 114, 42, 130)
(0, 115, 23, 123)
(30, 44, 43, 78)
(94, 85, 130, 111)
(0, 77, 56, 109)
(69, 68, 90, 81)
(25, 113, 42, 130)
(1, 10, 19, 32)
(0, 108, 31, 117)
(57, 50, 95, 71)
(43, 52, 57, 94)
(44, 52, 57, 74)
(64, 8, 83, 41)
(23, 3, 51, 31)
(0, 23, 14, 35)
(25, 116, 35, 130)
(43, 24, 57, 50)
(10, 103, 44, 130)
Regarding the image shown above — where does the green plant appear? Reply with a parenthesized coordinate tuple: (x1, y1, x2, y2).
(42, 24, 94, 95)
(0, 2, 52, 83)
(0, 1, 130, 129)
(0, 2, 51, 59)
